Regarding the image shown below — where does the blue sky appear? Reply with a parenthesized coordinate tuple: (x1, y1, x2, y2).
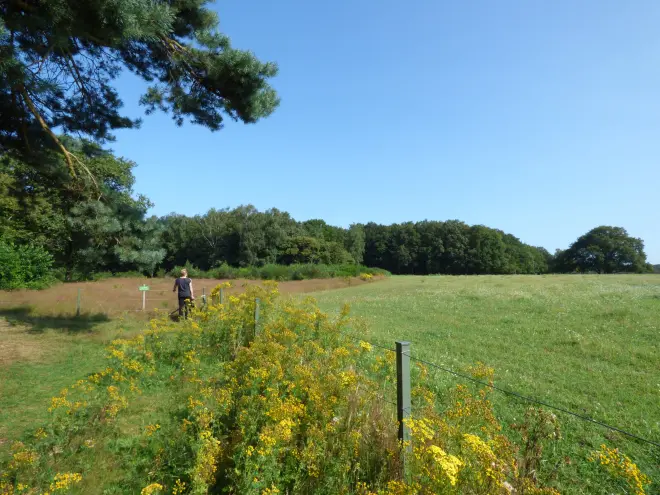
(111, 0, 660, 263)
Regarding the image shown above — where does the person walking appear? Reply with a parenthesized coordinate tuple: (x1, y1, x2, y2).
(173, 268, 195, 319)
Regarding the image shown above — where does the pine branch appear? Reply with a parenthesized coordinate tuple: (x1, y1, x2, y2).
(19, 85, 99, 191)
(64, 49, 93, 108)
(19, 84, 77, 177)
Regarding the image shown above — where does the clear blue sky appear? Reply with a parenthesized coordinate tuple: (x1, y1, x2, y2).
(110, 0, 660, 263)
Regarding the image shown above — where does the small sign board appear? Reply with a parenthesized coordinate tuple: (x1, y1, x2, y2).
(139, 285, 150, 291)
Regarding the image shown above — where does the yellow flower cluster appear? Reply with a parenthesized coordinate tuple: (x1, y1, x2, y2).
(590, 444, 651, 495)
(140, 482, 164, 495)
(49, 472, 82, 492)
(8, 443, 37, 470)
(144, 424, 161, 436)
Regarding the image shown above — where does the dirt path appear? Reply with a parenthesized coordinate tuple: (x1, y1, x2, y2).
(0, 277, 377, 316)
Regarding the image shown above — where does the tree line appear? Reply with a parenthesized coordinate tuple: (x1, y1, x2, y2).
(0, 145, 652, 287)
(0, 1, 654, 287)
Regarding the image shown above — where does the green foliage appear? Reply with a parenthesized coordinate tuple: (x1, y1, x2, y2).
(0, 146, 164, 279)
(345, 224, 366, 264)
(1, 0, 279, 175)
(557, 226, 647, 274)
(0, 240, 54, 289)
(362, 220, 551, 275)
(167, 263, 389, 281)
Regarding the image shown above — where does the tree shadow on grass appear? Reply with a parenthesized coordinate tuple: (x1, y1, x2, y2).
(0, 306, 110, 334)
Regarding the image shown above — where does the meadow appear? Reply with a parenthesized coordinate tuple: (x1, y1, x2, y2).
(0, 274, 657, 494)
(0, 277, 374, 454)
(313, 274, 660, 492)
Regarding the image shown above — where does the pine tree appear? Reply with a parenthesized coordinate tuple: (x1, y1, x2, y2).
(0, 0, 279, 174)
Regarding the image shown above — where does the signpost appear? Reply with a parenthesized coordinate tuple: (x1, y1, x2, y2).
(139, 285, 150, 311)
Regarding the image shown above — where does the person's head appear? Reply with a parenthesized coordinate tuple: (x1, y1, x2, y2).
(181, 269, 188, 278)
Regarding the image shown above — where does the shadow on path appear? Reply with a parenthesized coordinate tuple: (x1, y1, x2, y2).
(0, 306, 110, 334)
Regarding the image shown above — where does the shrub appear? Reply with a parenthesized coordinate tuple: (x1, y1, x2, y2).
(209, 262, 239, 279)
(168, 263, 391, 281)
(0, 241, 55, 290)
(168, 263, 207, 278)
(258, 264, 292, 281)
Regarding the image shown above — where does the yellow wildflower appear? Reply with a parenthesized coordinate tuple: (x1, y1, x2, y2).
(49, 473, 82, 492)
(145, 424, 161, 436)
(428, 445, 463, 486)
(140, 483, 164, 495)
(590, 444, 650, 495)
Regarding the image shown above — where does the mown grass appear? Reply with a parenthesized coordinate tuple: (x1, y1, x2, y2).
(0, 312, 145, 462)
(313, 274, 660, 494)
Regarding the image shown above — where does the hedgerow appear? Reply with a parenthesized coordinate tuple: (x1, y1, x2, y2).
(168, 263, 390, 281)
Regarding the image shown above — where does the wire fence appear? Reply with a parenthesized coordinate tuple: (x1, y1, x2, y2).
(342, 331, 660, 449)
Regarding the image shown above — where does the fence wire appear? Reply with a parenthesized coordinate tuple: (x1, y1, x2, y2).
(324, 324, 660, 450)
(403, 352, 660, 449)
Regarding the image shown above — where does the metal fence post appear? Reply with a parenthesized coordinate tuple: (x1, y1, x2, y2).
(396, 341, 412, 478)
(254, 297, 261, 336)
(76, 288, 81, 316)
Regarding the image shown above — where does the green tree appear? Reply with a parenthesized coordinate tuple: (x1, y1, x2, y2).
(114, 216, 166, 276)
(466, 225, 507, 274)
(0, 141, 164, 278)
(415, 221, 445, 274)
(278, 236, 323, 265)
(0, 240, 53, 289)
(562, 226, 647, 274)
(344, 224, 365, 264)
(1, 0, 278, 175)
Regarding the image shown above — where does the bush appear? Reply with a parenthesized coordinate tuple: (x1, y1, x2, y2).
(209, 262, 239, 279)
(0, 241, 55, 290)
(168, 263, 208, 278)
(168, 263, 391, 281)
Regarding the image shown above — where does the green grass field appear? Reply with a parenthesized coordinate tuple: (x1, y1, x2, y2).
(1, 274, 658, 493)
(0, 314, 145, 462)
(313, 275, 660, 493)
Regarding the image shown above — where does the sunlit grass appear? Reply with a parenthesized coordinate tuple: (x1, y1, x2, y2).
(314, 274, 660, 493)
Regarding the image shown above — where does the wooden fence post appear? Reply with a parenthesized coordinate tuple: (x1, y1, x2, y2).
(254, 297, 261, 336)
(202, 287, 206, 307)
(76, 288, 81, 317)
(396, 341, 412, 478)
(220, 287, 225, 305)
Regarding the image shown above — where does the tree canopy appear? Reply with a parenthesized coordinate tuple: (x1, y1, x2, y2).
(554, 226, 648, 274)
(0, 0, 279, 175)
(0, 146, 653, 282)
(0, 141, 165, 278)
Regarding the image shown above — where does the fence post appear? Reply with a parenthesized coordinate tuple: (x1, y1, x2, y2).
(220, 287, 225, 305)
(396, 341, 412, 478)
(202, 287, 206, 307)
(254, 298, 261, 336)
(76, 288, 81, 316)
(142, 290, 146, 311)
